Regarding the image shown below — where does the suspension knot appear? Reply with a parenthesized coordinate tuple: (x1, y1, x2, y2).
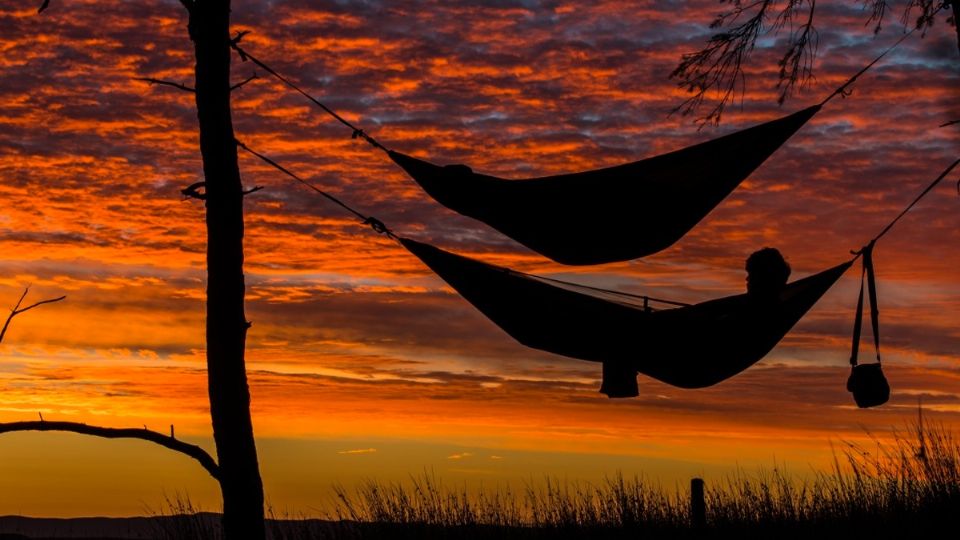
(230, 32, 251, 61)
(363, 217, 390, 235)
(231, 31, 250, 46)
(851, 238, 878, 257)
(352, 129, 365, 140)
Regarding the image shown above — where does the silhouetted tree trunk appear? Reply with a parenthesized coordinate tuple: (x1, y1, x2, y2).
(187, 2, 265, 539)
(28, 2, 265, 536)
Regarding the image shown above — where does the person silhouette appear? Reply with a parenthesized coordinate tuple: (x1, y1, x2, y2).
(745, 247, 791, 299)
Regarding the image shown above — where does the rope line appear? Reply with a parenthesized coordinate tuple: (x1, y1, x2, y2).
(235, 139, 397, 239)
(867, 158, 960, 246)
(845, 157, 960, 369)
(237, 136, 958, 309)
(234, 138, 688, 306)
(232, 26, 909, 153)
(230, 33, 388, 152)
(819, 27, 917, 106)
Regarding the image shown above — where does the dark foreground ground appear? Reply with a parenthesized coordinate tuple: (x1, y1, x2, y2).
(5, 420, 959, 539)
(2, 513, 958, 540)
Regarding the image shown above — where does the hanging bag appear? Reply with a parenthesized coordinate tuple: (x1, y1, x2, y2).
(847, 242, 889, 408)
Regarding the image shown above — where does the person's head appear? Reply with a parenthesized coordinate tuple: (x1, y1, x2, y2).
(746, 247, 791, 296)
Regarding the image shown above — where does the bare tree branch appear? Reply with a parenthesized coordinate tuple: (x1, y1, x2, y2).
(181, 181, 207, 200)
(864, 0, 892, 34)
(38, 0, 50, 14)
(10, 287, 29, 312)
(135, 77, 195, 93)
(0, 287, 65, 345)
(775, 0, 819, 106)
(903, 0, 946, 33)
(230, 73, 258, 92)
(941, 119, 960, 127)
(672, 0, 953, 123)
(670, 1, 772, 123)
(0, 420, 220, 480)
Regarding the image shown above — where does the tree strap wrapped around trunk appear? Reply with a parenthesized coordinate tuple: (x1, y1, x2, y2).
(847, 242, 889, 408)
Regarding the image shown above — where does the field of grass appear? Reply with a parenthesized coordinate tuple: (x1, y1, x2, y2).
(141, 418, 960, 539)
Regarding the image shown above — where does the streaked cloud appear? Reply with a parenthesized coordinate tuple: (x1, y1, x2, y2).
(337, 448, 377, 455)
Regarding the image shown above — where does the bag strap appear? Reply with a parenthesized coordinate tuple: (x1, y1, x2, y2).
(850, 241, 881, 367)
(864, 243, 881, 363)
(850, 266, 866, 367)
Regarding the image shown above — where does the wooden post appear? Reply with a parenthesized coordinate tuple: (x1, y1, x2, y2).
(690, 477, 706, 529)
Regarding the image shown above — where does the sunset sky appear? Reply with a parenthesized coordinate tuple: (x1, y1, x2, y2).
(1, 0, 958, 518)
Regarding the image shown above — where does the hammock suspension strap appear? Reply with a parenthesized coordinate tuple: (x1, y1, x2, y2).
(820, 3, 946, 106)
(820, 28, 916, 106)
(871, 157, 960, 244)
(235, 139, 397, 240)
(230, 31, 389, 153)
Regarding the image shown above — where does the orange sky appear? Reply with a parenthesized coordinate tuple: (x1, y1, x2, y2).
(0, 0, 958, 517)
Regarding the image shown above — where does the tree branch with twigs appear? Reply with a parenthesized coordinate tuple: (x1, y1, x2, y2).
(0, 287, 65, 345)
(1, 293, 220, 496)
(135, 77, 196, 93)
(0, 421, 221, 480)
(230, 73, 258, 92)
(670, 0, 814, 125)
(671, 0, 953, 124)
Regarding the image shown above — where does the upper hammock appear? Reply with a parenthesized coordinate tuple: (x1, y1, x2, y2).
(231, 32, 909, 265)
(386, 109, 817, 265)
(237, 138, 959, 403)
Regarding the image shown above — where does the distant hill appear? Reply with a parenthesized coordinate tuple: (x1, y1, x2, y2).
(0, 514, 219, 539)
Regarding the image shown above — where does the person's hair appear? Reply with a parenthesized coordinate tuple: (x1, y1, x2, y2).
(746, 247, 791, 294)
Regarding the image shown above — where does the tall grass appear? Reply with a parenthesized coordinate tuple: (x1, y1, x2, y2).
(701, 419, 960, 537)
(157, 419, 960, 539)
(149, 493, 222, 540)
(330, 473, 689, 537)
